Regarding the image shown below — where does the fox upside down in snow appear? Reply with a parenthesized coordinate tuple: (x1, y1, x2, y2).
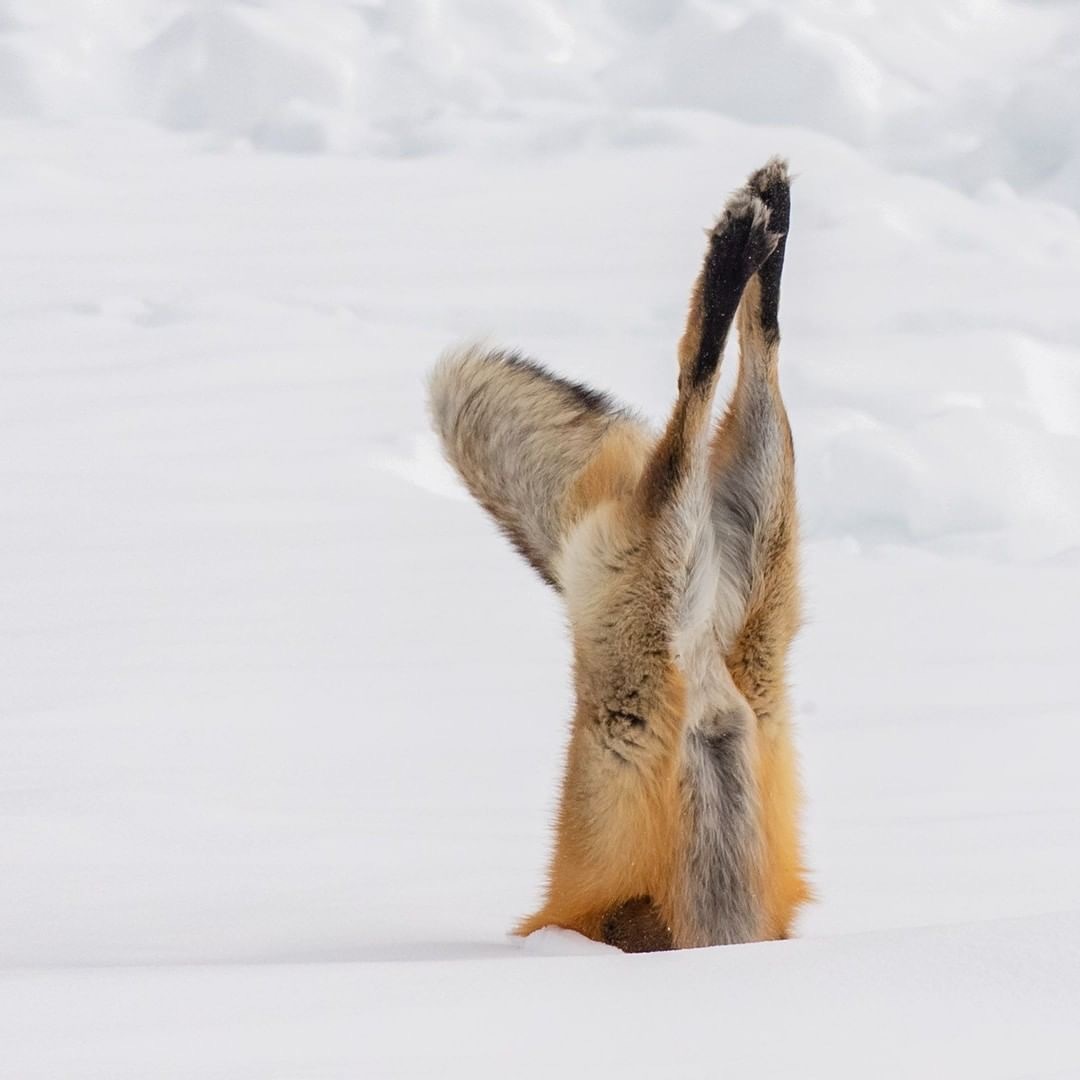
(429, 158, 809, 951)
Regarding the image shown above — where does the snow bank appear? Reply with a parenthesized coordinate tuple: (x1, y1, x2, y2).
(4, 0, 1080, 206)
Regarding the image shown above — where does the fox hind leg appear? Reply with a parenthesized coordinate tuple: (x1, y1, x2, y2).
(635, 184, 781, 949)
(710, 158, 809, 938)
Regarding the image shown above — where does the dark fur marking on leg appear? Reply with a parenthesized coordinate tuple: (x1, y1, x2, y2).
(691, 195, 779, 388)
(596, 700, 650, 763)
(746, 158, 790, 343)
(641, 405, 691, 517)
(605, 706, 646, 729)
(601, 897, 673, 953)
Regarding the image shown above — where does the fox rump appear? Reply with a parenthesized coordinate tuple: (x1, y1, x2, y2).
(429, 158, 809, 951)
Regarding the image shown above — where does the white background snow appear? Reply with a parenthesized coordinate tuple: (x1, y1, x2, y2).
(2, 1, 1080, 1076)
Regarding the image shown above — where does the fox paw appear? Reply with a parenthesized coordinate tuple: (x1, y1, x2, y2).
(709, 188, 781, 285)
(745, 156, 791, 240)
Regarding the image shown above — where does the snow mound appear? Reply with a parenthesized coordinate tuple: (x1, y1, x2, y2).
(3, 1, 1080, 205)
(605, 7, 887, 145)
(129, 6, 355, 153)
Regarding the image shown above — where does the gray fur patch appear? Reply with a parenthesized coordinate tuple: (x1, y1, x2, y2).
(711, 376, 787, 635)
(680, 715, 763, 945)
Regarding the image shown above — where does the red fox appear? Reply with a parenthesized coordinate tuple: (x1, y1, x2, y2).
(429, 159, 808, 950)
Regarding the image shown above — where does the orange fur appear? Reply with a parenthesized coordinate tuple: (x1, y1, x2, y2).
(517, 666, 685, 939)
(755, 715, 810, 937)
(561, 427, 650, 527)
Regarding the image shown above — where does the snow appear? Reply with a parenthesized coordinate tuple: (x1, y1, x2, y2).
(2, 2, 1080, 1076)
(6, 912, 1080, 1077)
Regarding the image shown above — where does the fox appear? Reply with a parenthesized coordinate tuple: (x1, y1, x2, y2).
(428, 158, 809, 951)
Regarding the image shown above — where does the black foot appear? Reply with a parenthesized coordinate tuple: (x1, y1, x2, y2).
(690, 187, 781, 386)
(745, 156, 791, 339)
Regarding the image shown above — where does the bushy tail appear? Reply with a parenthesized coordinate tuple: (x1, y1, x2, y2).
(429, 344, 636, 588)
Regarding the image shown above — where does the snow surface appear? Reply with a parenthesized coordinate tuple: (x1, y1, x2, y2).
(2, 1, 1080, 1076)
